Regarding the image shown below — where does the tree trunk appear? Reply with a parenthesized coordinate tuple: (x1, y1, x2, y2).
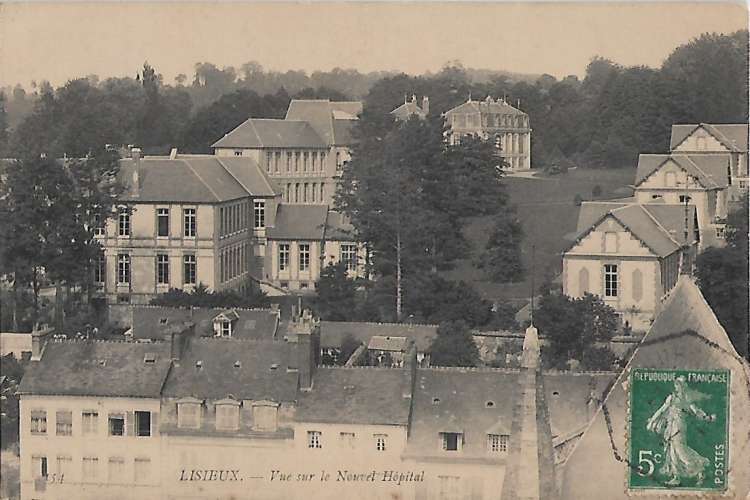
(32, 267, 40, 320)
(11, 273, 19, 332)
(396, 231, 402, 322)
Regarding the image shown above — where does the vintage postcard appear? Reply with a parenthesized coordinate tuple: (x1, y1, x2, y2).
(0, 2, 748, 500)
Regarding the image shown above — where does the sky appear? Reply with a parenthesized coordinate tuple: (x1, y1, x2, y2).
(0, 1, 747, 88)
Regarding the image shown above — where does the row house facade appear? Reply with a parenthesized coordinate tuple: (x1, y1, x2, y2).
(96, 152, 279, 304)
(563, 202, 698, 332)
(443, 96, 532, 171)
(213, 99, 362, 206)
(669, 123, 748, 201)
(19, 315, 621, 500)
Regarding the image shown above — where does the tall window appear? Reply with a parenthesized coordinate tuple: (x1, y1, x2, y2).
(134, 458, 151, 485)
(93, 210, 105, 236)
(56, 455, 72, 478)
(30, 410, 47, 435)
(303, 151, 309, 172)
(441, 432, 462, 451)
(82, 411, 99, 435)
(94, 255, 106, 285)
(279, 244, 290, 272)
(303, 183, 308, 203)
(294, 184, 300, 203)
(157, 254, 170, 285)
(108, 457, 125, 483)
(299, 244, 310, 272)
(266, 151, 273, 172)
(294, 152, 300, 171)
(82, 457, 99, 482)
(117, 255, 130, 285)
(340, 244, 357, 272)
(183, 255, 196, 285)
(118, 207, 130, 237)
(286, 152, 292, 172)
(488, 434, 509, 453)
(320, 152, 326, 169)
(274, 151, 281, 173)
(157, 208, 169, 237)
(604, 264, 619, 297)
(108, 413, 125, 436)
(311, 152, 317, 170)
(320, 183, 325, 202)
(135, 411, 151, 437)
(307, 430, 322, 449)
(374, 434, 387, 452)
(31, 456, 48, 479)
(254, 201, 265, 229)
(56, 411, 72, 436)
(183, 208, 196, 238)
(340, 432, 356, 448)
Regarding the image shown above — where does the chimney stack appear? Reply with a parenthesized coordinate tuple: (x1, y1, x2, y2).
(31, 323, 54, 361)
(288, 308, 320, 390)
(130, 147, 142, 197)
(168, 321, 195, 361)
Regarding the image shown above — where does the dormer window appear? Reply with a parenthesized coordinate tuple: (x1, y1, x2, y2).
(252, 401, 279, 432)
(440, 432, 463, 452)
(215, 398, 240, 431)
(177, 398, 202, 429)
(488, 434, 509, 454)
(220, 320, 232, 337)
(213, 310, 239, 337)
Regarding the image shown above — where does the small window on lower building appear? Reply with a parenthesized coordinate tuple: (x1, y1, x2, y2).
(82, 457, 99, 482)
(134, 411, 151, 437)
(441, 432, 463, 452)
(108, 413, 125, 436)
(307, 430, 322, 449)
(134, 457, 151, 485)
(56, 455, 72, 477)
(31, 456, 48, 478)
(488, 433, 509, 453)
(82, 411, 99, 435)
(108, 457, 125, 483)
(339, 432, 356, 448)
(716, 227, 726, 239)
(374, 434, 387, 452)
(56, 410, 72, 436)
(30, 410, 47, 435)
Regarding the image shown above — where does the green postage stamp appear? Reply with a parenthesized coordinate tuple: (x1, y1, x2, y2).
(628, 368, 730, 492)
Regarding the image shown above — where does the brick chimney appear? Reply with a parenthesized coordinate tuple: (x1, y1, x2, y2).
(130, 147, 142, 197)
(288, 308, 320, 390)
(31, 323, 54, 361)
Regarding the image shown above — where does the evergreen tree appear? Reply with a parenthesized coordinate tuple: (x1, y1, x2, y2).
(314, 262, 358, 321)
(477, 214, 525, 283)
(0, 92, 8, 157)
(430, 320, 480, 367)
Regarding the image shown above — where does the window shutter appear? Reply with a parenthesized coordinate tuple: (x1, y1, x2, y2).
(127, 411, 135, 436)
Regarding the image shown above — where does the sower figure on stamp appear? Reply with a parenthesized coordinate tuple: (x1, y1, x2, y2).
(646, 376, 716, 487)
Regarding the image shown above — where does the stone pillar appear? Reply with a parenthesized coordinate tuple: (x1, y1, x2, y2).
(525, 133, 532, 169)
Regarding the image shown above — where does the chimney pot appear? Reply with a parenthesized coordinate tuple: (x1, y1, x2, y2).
(169, 148, 178, 160)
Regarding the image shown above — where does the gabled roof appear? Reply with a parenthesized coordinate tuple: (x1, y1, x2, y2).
(670, 123, 748, 152)
(405, 368, 613, 460)
(19, 340, 172, 398)
(266, 204, 329, 240)
(559, 277, 750, 499)
(444, 97, 526, 116)
(162, 338, 298, 402)
(569, 203, 696, 258)
(635, 153, 730, 189)
(295, 367, 412, 426)
(285, 99, 361, 146)
(213, 156, 281, 197)
(211, 119, 326, 149)
(391, 100, 427, 120)
(130, 306, 279, 341)
(319, 321, 438, 352)
(119, 157, 256, 203)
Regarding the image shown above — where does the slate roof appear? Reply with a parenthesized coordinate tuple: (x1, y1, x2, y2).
(318, 321, 438, 352)
(559, 276, 750, 499)
(635, 153, 731, 189)
(119, 157, 255, 203)
(162, 338, 298, 402)
(405, 368, 614, 460)
(211, 119, 326, 149)
(391, 100, 427, 120)
(444, 98, 526, 117)
(285, 99, 361, 146)
(670, 123, 748, 152)
(266, 204, 329, 240)
(570, 203, 696, 258)
(295, 367, 412, 426)
(130, 306, 280, 341)
(368, 336, 409, 352)
(18, 340, 172, 398)
(214, 156, 280, 196)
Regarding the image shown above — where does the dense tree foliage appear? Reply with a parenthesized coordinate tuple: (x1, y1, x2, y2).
(149, 281, 269, 309)
(696, 196, 749, 359)
(430, 320, 480, 367)
(313, 262, 359, 321)
(534, 293, 619, 370)
(0, 92, 8, 157)
(477, 214, 525, 283)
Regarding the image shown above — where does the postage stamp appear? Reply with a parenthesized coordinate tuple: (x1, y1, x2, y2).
(628, 368, 730, 493)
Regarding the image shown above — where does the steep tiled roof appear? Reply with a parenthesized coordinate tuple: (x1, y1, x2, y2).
(214, 156, 281, 196)
(119, 157, 252, 203)
(670, 123, 748, 152)
(319, 321, 438, 352)
(570, 203, 696, 258)
(635, 153, 730, 189)
(295, 367, 412, 425)
(444, 98, 526, 117)
(285, 99, 361, 146)
(162, 338, 298, 402)
(404, 368, 613, 460)
(130, 306, 280, 341)
(211, 119, 326, 149)
(559, 277, 750, 499)
(266, 204, 328, 240)
(19, 340, 172, 398)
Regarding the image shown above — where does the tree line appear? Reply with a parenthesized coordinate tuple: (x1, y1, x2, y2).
(1, 30, 745, 164)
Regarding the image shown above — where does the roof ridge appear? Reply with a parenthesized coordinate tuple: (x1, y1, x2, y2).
(701, 123, 737, 151)
(179, 159, 221, 202)
(132, 304, 275, 312)
(247, 119, 264, 148)
(322, 320, 438, 328)
(214, 156, 253, 196)
(51, 338, 167, 345)
(194, 337, 287, 344)
(318, 365, 407, 371)
(681, 155, 718, 188)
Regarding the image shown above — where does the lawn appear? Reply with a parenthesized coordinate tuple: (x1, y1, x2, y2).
(442, 167, 637, 303)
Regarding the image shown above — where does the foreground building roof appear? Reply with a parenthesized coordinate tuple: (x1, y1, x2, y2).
(19, 340, 172, 398)
(635, 153, 731, 189)
(670, 123, 749, 152)
(559, 276, 750, 499)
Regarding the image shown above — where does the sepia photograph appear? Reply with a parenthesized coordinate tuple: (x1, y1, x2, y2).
(0, 2, 748, 499)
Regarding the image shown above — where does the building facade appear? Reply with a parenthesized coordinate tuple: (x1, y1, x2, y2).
(563, 202, 697, 332)
(213, 99, 362, 206)
(443, 97, 532, 171)
(390, 95, 429, 121)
